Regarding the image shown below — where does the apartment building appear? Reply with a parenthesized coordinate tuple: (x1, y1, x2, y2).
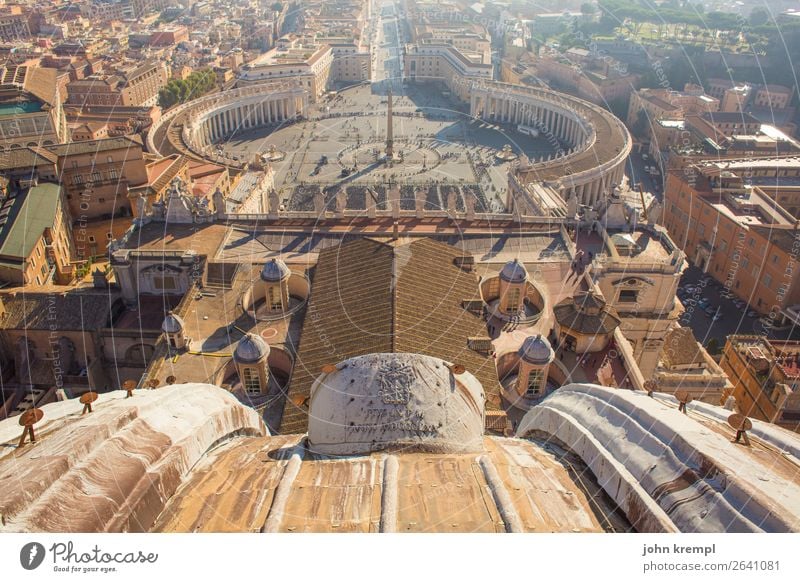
(0, 65, 69, 149)
(237, 39, 334, 101)
(662, 163, 800, 317)
(721, 335, 800, 433)
(0, 183, 75, 286)
(66, 60, 170, 108)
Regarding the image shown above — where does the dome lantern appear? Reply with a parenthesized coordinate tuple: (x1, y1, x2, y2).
(162, 311, 188, 350)
(234, 334, 271, 395)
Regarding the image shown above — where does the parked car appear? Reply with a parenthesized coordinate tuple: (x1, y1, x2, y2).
(733, 300, 746, 309)
(712, 311, 723, 322)
(747, 310, 758, 318)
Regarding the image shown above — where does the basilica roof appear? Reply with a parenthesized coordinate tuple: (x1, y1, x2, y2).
(281, 238, 500, 434)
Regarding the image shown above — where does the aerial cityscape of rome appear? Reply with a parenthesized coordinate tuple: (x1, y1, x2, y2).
(2, 0, 800, 546)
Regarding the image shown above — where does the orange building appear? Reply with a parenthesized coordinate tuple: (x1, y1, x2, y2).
(662, 164, 800, 320)
(720, 335, 800, 433)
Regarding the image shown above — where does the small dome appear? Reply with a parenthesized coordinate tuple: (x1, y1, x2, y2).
(161, 311, 185, 334)
(260, 258, 291, 282)
(499, 259, 528, 283)
(234, 333, 270, 363)
(519, 334, 554, 366)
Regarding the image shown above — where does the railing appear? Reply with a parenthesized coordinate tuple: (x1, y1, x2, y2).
(224, 210, 567, 224)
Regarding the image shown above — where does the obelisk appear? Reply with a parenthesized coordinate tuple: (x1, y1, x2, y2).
(385, 87, 394, 161)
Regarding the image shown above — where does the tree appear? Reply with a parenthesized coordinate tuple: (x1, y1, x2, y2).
(580, 2, 597, 16)
(749, 7, 769, 27)
(705, 337, 720, 356)
(158, 69, 217, 110)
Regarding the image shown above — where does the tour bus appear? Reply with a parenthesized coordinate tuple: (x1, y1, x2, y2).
(517, 124, 539, 137)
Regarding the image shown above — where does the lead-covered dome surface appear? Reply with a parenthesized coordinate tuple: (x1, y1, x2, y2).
(161, 311, 185, 334)
(260, 258, 291, 282)
(234, 333, 270, 363)
(499, 258, 528, 283)
(519, 334, 554, 365)
(307, 353, 485, 455)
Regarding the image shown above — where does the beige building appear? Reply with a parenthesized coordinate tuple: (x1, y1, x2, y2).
(404, 42, 493, 101)
(48, 137, 149, 255)
(534, 50, 640, 106)
(66, 60, 170, 107)
(653, 327, 732, 404)
(0, 65, 69, 149)
(237, 39, 334, 101)
(0, 183, 75, 286)
(587, 195, 687, 378)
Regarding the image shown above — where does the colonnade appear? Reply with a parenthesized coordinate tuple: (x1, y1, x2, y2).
(470, 90, 588, 150)
(469, 82, 631, 209)
(189, 91, 308, 148)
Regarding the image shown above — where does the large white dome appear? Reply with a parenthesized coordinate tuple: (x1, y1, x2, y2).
(307, 353, 485, 455)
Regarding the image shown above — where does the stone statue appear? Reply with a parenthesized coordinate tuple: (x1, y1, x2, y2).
(566, 193, 578, 218)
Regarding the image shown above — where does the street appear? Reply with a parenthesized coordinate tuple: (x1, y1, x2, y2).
(678, 265, 799, 348)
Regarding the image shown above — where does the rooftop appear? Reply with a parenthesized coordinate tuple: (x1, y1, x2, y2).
(281, 238, 501, 434)
(0, 183, 61, 264)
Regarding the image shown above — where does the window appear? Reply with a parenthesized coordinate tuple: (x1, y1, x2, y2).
(154, 276, 177, 291)
(242, 367, 261, 394)
(526, 370, 544, 397)
(506, 288, 521, 312)
(742, 257, 749, 269)
(73, 175, 84, 185)
(773, 254, 779, 264)
(619, 289, 638, 303)
(88, 235, 95, 243)
(748, 238, 755, 247)
(108, 169, 119, 180)
(764, 274, 772, 288)
(268, 285, 282, 310)
(106, 232, 113, 240)
(107, 156, 113, 164)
